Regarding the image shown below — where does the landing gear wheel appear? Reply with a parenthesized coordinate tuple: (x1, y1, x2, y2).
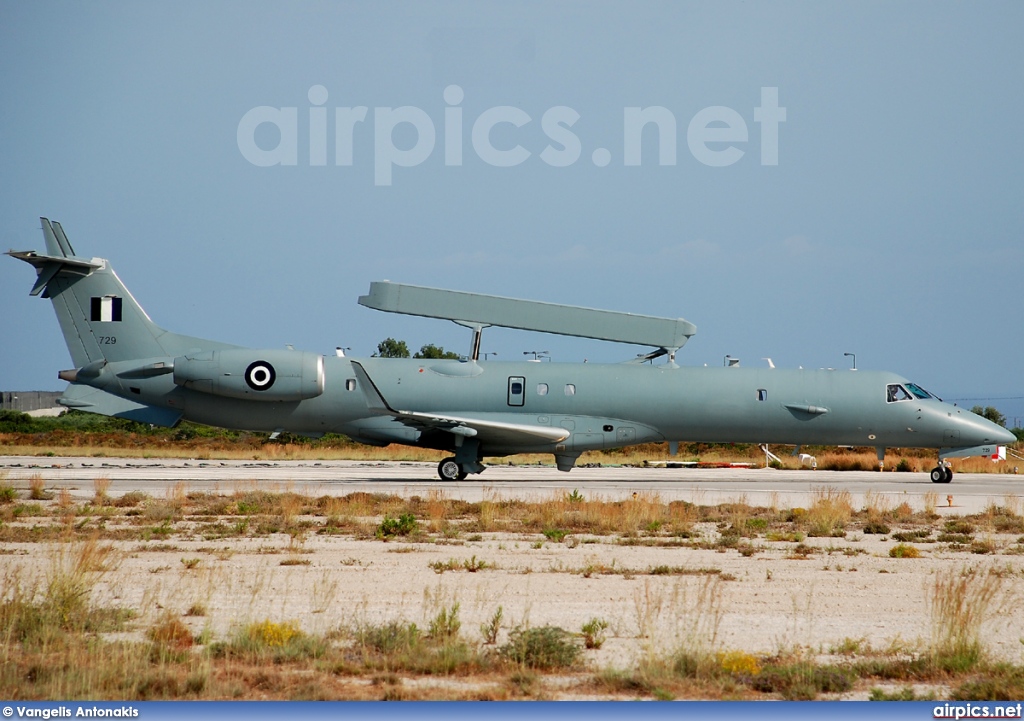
(944, 466, 954, 483)
(438, 457, 467, 481)
(930, 466, 952, 484)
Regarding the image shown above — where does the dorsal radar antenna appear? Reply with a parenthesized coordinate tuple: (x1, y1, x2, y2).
(358, 281, 695, 365)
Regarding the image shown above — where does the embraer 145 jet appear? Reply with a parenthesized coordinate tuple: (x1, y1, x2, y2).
(9, 219, 1015, 483)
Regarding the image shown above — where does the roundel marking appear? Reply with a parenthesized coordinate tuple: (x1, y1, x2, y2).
(245, 360, 276, 391)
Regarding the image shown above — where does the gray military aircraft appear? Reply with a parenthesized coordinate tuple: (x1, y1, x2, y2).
(9, 218, 1015, 483)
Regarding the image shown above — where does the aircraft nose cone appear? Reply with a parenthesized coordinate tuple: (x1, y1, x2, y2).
(994, 425, 1017, 445)
(963, 415, 1016, 446)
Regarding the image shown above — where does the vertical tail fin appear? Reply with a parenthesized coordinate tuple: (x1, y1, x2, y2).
(10, 218, 171, 366)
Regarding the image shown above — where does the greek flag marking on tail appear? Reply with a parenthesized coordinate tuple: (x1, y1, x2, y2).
(91, 296, 123, 322)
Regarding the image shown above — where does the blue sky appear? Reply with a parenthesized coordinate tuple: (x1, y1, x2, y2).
(2, 2, 1022, 423)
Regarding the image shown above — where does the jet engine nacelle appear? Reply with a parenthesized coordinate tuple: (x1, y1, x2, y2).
(172, 348, 325, 402)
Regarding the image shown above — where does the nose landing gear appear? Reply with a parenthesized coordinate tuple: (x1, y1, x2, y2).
(929, 464, 953, 484)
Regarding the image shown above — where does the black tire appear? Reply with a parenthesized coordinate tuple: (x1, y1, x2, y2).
(930, 467, 946, 483)
(438, 457, 465, 481)
(944, 466, 954, 483)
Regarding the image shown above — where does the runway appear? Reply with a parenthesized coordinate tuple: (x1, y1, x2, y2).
(2, 455, 1021, 512)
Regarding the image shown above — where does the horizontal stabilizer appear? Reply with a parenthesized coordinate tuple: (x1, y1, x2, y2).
(58, 384, 183, 427)
(6, 250, 103, 296)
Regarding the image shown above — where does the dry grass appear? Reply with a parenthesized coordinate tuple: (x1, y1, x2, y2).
(93, 477, 111, 505)
(928, 567, 1016, 672)
(3, 484, 1024, 700)
(805, 487, 852, 537)
(28, 475, 49, 501)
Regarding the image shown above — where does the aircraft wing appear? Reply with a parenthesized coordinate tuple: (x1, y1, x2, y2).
(388, 410, 569, 446)
(350, 361, 569, 447)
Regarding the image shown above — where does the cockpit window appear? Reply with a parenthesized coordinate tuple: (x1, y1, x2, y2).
(904, 382, 933, 400)
(886, 384, 913, 403)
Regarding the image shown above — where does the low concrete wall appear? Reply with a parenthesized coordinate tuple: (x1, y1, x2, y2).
(1, 391, 63, 413)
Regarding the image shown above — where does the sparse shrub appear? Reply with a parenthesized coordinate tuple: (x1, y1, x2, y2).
(428, 558, 459, 574)
(951, 668, 1024, 701)
(895, 458, 914, 472)
(500, 626, 581, 669)
(0, 482, 17, 504)
(463, 555, 488, 572)
(992, 515, 1024, 534)
(217, 619, 326, 661)
(581, 617, 609, 649)
(718, 650, 761, 676)
(945, 520, 976, 535)
(185, 602, 207, 617)
(376, 512, 418, 538)
(114, 490, 148, 507)
(830, 636, 869, 656)
(892, 530, 931, 542)
(789, 543, 818, 558)
(480, 606, 503, 644)
(863, 520, 891, 534)
(246, 619, 302, 647)
(806, 487, 852, 537)
(746, 517, 768, 532)
(279, 557, 311, 566)
(542, 528, 568, 542)
(749, 662, 853, 699)
(970, 539, 997, 555)
(889, 543, 921, 558)
(737, 543, 758, 557)
(148, 610, 194, 650)
(938, 533, 973, 545)
(357, 620, 422, 655)
(766, 530, 805, 542)
(566, 489, 584, 504)
(716, 531, 740, 548)
(869, 686, 931, 701)
(428, 602, 461, 640)
(93, 477, 111, 504)
(28, 475, 51, 500)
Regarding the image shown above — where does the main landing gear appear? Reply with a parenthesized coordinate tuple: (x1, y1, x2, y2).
(438, 457, 468, 481)
(929, 465, 953, 484)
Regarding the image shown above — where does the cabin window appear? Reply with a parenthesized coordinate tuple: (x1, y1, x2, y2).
(886, 384, 912, 403)
(564, 384, 576, 396)
(345, 379, 356, 391)
(537, 383, 549, 396)
(756, 388, 767, 401)
(508, 376, 525, 406)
